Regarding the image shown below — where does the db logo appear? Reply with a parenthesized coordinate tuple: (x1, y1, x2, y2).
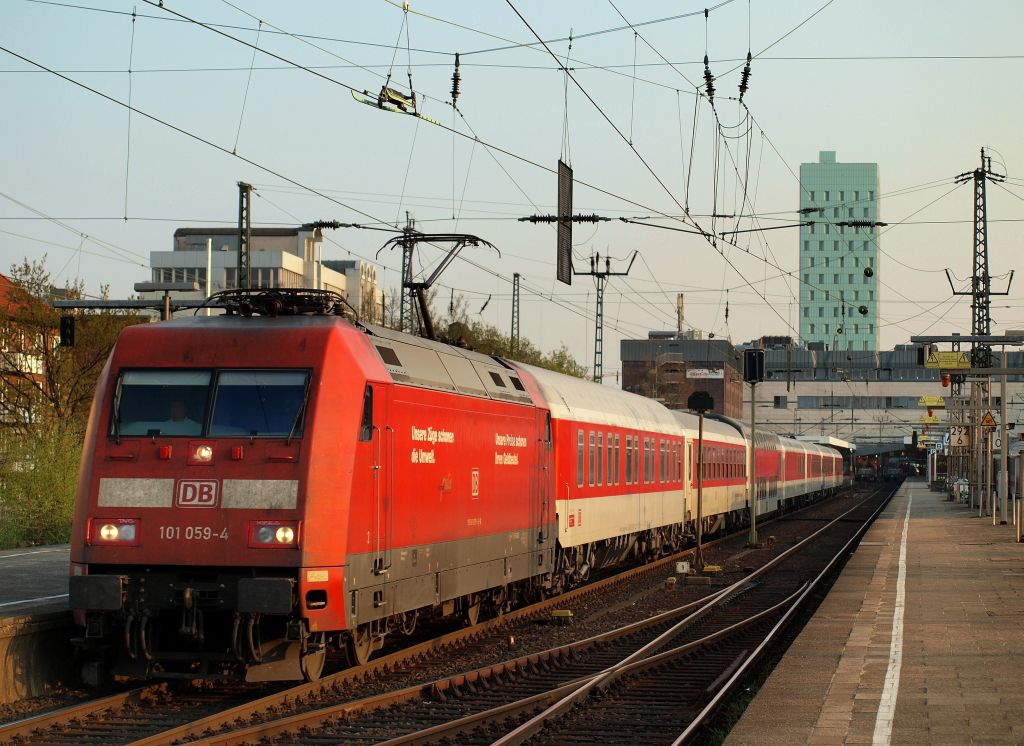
(175, 480, 220, 509)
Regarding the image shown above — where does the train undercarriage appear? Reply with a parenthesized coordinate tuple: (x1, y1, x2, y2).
(72, 487, 837, 685)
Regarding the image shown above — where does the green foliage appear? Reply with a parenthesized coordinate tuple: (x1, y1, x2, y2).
(0, 256, 143, 547)
(0, 427, 81, 548)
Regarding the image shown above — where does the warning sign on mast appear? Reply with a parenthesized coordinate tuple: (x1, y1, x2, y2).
(980, 411, 997, 428)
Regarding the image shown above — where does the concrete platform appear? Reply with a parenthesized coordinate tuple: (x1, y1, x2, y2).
(727, 479, 1024, 745)
(0, 544, 69, 618)
(0, 545, 73, 702)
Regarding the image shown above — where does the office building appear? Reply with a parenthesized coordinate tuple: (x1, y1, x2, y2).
(799, 151, 879, 351)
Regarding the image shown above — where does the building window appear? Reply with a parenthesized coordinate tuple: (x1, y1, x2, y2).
(824, 324, 830, 334)
(833, 307, 839, 317)
(825, 224, 830, 235)
(803, 240, 809, 251)
(810, 223, 815, 234)
(803, 307, 809, 318)
(818, 240, 824, 251)
(809, 291, 815, 300)
(804, 273, 810, 284)
(848, 274, 854, 284)
(809, 191, 815, 201)
(818, 307, 823, 317)
(869, 191, 874, 200)
(839, 191, 845, 201)
(824, 191, 830, 201)
(839, 257, 844, 268)
(863, 341, 869, 351)
(869, 324, 874, 334)
(774, 395, 788, 409)
(854, 324, 859, 334)
(833, 274, 839, 284)
(869, 257, 875, 267)
(810, 323, 815, 334)
(809, 257, 815, 267)
(833, 240, 839, 251)
(855, 191, 860, 200)
(848, 207, 855, 218)
(824, 257, 830, 268)
(854, 257, 860, 267)
(869, 290, 874, 300)
(833, 207, 839, 218)
(825, 291, 830, 300)
(854, 290, 860, 300)
(819, 274, 825, 284)
(863, 207, 870, 218)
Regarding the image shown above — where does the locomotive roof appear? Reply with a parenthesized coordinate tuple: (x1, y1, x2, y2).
(360, 323, 533, 405)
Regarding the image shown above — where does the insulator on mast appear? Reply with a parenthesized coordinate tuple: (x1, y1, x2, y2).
(703, 54, 715, 104)
(450, 52, 461, 106)
(738, 51, 752, 102)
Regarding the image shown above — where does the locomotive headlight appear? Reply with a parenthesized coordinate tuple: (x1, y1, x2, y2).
(195, 445, 213, 462)
(249, 520, 299, 548)
(89, 518, 139, 546)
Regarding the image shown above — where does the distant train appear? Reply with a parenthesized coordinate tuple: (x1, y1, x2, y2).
(69, 289, 843, 683)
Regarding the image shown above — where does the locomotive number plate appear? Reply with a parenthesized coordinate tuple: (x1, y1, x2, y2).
(159, 525, 229, 541)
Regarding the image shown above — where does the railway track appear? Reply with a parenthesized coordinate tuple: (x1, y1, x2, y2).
(0, 484, 881, 745)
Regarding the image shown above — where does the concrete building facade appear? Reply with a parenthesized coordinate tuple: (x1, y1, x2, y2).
(799, 151, 879, 352)
(146, 227, 384, 322)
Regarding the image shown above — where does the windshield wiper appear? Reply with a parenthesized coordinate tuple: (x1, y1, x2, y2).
(286, 380, 311, 446)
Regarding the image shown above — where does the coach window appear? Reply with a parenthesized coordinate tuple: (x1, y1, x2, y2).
(596, 433, 604, 486)
(614, 434, 621, 485)
(606, 433, 613, 486)
(358, 384, 373, 441)
(635, 436, 641, 483)
(589, 431, 596, 487)
(577, 430, 584, 487)
(626, 436, 633, 484)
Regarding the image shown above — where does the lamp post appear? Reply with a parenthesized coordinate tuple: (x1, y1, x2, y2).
(688, 390, 714, 571)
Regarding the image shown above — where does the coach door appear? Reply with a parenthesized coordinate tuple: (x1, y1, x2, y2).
(533, 412, 553, 549)
(367, 383, 393, 575)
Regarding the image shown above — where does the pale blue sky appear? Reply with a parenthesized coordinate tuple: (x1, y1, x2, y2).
(3, 0, 1023, 378)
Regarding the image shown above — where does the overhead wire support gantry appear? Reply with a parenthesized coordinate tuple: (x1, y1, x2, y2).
(575, 252, 637, 384)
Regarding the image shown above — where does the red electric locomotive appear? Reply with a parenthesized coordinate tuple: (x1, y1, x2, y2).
(69, 289, 841, 683)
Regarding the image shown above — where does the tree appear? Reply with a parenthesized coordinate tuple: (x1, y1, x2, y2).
(0, 257, 142, 438)
(0, 257, 144, 547)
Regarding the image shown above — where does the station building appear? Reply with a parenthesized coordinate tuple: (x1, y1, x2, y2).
(621, 332, 1024, 450)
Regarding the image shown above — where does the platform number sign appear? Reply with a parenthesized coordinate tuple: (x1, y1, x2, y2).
(949, 426, 970, 449)
(471, 468, 480, 498)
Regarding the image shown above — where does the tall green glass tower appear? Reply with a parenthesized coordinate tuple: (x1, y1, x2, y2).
(798, 151, 879, 351)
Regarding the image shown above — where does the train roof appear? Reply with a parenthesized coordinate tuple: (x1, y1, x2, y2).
(360, 323, 533, 405)
(512, 362, 683, 433)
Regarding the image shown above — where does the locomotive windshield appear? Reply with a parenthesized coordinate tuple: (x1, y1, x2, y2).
(209, 371, 308, 437)
(111, 369, 309, 438)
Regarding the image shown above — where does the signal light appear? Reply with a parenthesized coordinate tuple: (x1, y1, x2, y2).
(159, 445, 173, 460)
(941, 373, 950, 388)
(231, 446, 244, 461)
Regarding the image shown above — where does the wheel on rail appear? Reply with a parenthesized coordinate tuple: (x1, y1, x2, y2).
(346, 624, 374, 667)
(300, 633, 327, 682)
